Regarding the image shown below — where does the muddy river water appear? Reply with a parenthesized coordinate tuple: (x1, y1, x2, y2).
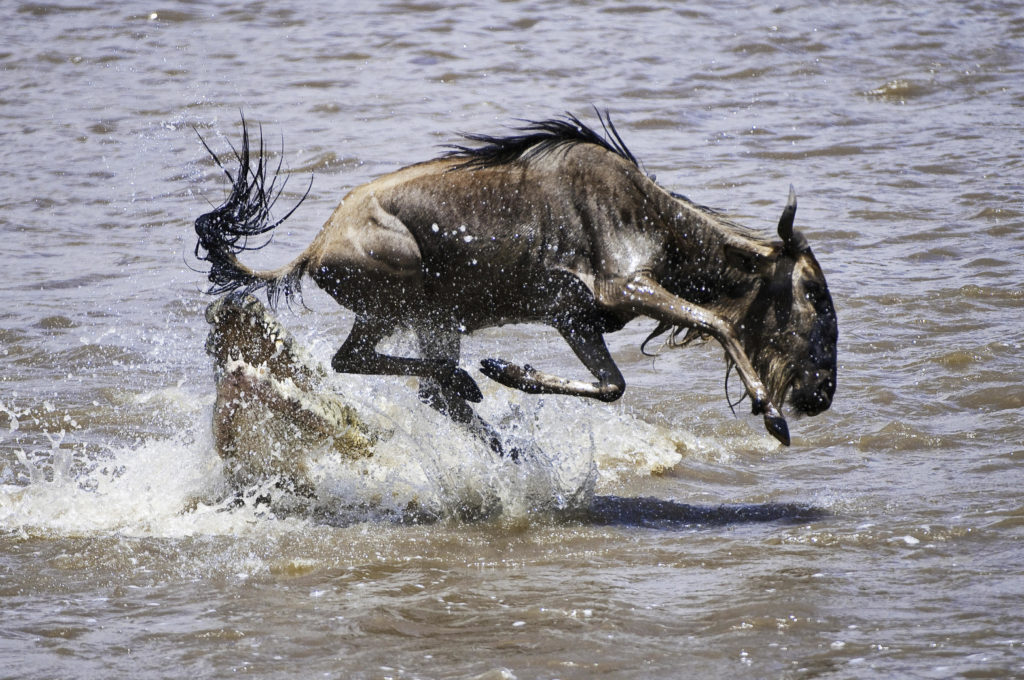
(1, 1, 1022, 678)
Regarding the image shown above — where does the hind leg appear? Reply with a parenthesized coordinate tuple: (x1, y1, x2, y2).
(314, 197, 482, 400)
(330, 316, 483, 402)
(419, 377, 509, 457)
(416, 325, 514, 459)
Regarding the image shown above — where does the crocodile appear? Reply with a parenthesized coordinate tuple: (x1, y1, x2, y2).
(205, 294, 384, 495)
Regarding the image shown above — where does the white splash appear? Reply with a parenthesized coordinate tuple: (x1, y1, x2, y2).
(0, 378, 690, 539)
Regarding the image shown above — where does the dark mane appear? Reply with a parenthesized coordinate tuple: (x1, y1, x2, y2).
(445, 110, 641, 170)
(669, 190, 774, 246)
(446, 112, 771, 248)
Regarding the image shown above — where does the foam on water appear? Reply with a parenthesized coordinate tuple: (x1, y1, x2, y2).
(0, 419, 226, 538)
(0, 377, 691, 539)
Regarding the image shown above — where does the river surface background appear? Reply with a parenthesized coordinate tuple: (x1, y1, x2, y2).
(1, 1, 1022, 678)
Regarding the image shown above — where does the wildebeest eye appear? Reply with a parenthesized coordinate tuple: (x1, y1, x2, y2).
(802, 281, 821, 301)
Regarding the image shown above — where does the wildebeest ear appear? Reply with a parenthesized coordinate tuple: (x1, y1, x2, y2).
(724, 244, 772, 276)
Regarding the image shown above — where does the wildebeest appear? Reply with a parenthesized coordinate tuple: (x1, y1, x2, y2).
(193, 112, 837, 455)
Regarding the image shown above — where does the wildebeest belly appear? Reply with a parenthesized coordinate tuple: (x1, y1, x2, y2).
(374, 163, 630, 332)
(410, 231, 599, 329)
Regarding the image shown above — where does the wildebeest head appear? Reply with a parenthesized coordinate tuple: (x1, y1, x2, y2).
(728, 188, 838, 418)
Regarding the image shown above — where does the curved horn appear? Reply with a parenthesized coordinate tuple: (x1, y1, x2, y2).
(777, 184, 797, 245)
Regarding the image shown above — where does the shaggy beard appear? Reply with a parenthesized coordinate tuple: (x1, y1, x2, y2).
(722, 355, 794, 415)
(641, 322, 796, 415)
(751, 350, 796, 412)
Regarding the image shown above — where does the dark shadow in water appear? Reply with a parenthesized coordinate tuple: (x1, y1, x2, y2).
(230, 479, 827, 529)
(298, 495, 829, 529)
(578, 496, 828, 530)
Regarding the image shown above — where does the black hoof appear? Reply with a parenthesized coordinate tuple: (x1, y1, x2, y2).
(764, 413, 791, 446)
(479, 358, 514, 383)
(447, 367, 483, 403)
(488, 436, 531, 463)
(486, 434, 518, 462)
(480, 358, 546, 394)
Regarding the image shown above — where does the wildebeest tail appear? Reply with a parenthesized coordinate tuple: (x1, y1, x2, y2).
(193, 117, 311, 308)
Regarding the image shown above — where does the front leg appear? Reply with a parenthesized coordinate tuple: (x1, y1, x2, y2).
(479, 359, 622, 402)
(480, 323, 625, 403)
(597, 273, 790, 445)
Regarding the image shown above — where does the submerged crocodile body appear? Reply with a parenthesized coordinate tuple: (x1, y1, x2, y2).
(205, 295, 383, 494)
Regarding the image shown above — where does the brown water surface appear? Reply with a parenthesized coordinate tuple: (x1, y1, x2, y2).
(1, 1, 1023, 678)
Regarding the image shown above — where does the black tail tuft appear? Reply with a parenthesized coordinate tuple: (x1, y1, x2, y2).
(193, 115, 311, 304)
